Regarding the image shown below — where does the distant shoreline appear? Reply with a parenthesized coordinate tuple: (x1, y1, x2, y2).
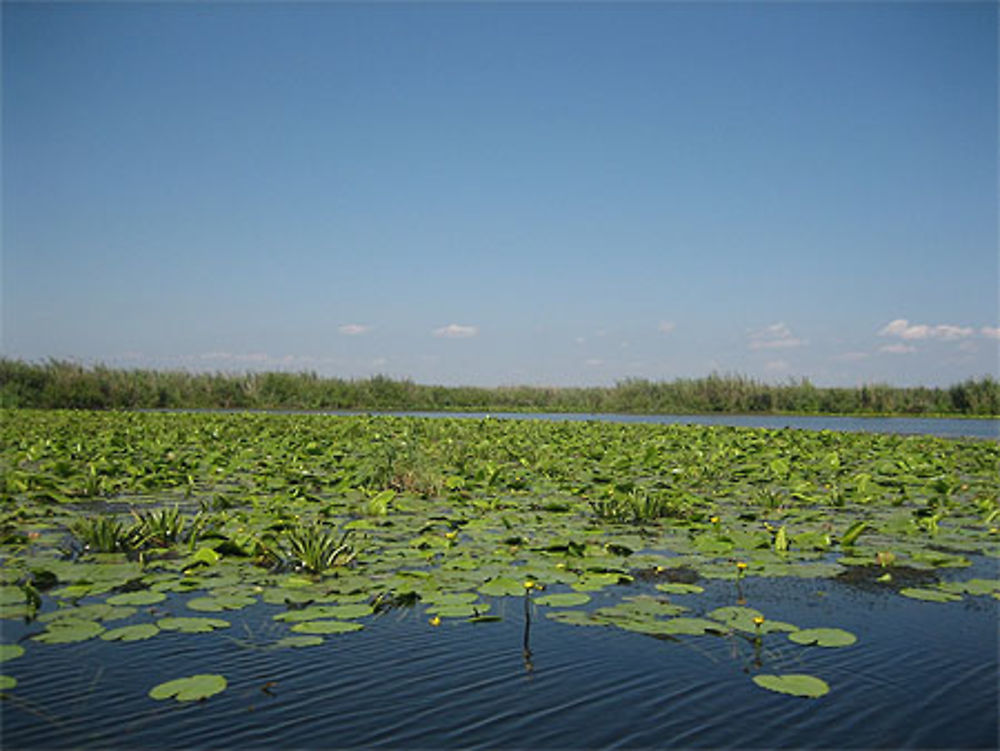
(3, 358, 997, 418)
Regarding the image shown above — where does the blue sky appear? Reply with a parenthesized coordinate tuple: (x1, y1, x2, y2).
(3, 2, 997, 387)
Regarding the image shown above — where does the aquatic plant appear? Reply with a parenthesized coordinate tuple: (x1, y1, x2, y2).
(70, 515, 139, 554)
(283, 523, 356, 574)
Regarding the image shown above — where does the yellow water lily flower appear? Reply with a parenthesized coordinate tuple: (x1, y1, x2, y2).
(736, 561, 748, 571)
(753, 616, 765, 626)
(710, 516, 720, 524)
(523, 580, 536, 590)
(429, 615, 441, 627)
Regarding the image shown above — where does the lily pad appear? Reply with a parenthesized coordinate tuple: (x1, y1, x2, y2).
(478, 577, 527, 597)
(654, 582, 704, 595)
(275, 635, 324, 648)
(545, 610, 606, 627)
(106, 591, 166, 606)
(157, 617, 230, 633)
(658, 617, 728, 636)
(290, 620, 364, 635)
(899, 587, 962, 603)
(32, 620, 106, 644)
(186, 594, 257, 612)
(149, 674, 227, 702)
(533, 592, 591, 608)
(788, 628, 857, 647)
(0, 675, 16, 690)
(753, 673, 830, 698)
(101, 623, 160, 642)
(0, 644, 25, 662)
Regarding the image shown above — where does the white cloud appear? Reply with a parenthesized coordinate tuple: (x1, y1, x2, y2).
(749, 322, 807, 350)
(432, 323, 478, 339)
(338, 324, 370, 336)
(764, 359, 789, 372)
(879, 318, 973, 341)
(658, 321, 676, 334)
(981, 326, 1000, 340)
(879, 343, 917, 354)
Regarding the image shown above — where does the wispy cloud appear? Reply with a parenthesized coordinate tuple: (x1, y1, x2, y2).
(764, 359, 789, 372)
(432, 323, 478, 339)
(338, 324, 370, 336)
(749, 322, 807, 350)
(658, 321, 676, 334)
(584, 358, 604, 367)
(981, 326, 1000, 341)
(879, 343, 917, 354)
(879, 318, 974, 341)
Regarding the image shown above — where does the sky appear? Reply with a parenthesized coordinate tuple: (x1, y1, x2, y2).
(3, 1, 998, 388)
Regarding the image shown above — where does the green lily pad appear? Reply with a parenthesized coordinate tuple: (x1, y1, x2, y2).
(545, 610, 606, 627)
(753, 673, 830, 698)
(106, 591, 166, 606)
(0, 587, 25, 606)
(654, 582, 705, 595)
(149, 674, 227, 702)
(275, 635, 324, 648)
(0, 644, 25, 662)
(290, 620, 364, 635)
(32, 620, 106, 644)
(157, 617, 230, 633)
(533, 592, 591, 608)
(101, 623, 160, 642)
(186, 594, 257, 612)
(788, 627, 857, 647)
(899, 587, 962, 603)
(273, 603, 373, 623)
(0, 675, 16, 690)
(478, 577, 527, 597)
(658, 617, 728, 635)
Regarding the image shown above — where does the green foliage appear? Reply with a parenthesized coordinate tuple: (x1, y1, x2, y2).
(283, 523, 356, 574)
(2, 358, 997, 415)
(149, 674, 227, 702)
(70, 516, 138, 554)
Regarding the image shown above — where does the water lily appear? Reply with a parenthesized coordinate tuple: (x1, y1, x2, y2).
(429, 615, 441, 627)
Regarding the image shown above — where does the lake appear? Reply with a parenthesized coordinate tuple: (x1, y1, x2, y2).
(2, 410, 997, 749)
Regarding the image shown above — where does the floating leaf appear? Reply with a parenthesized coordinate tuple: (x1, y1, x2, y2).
(106, 591, 166, 606)
(657, 617, 728, 636)
(275, 635, 324, 648)
(149, 674, 227, 702)
(753, 673, 830, 698)
(478, 577, 526, 597)
(0, 644, 25, 662)
(899, 587, 962, 603)
(533, 592, 591, 607)
(157, 617, 230, 633)
(187, 594, 256, 612)
(654, 582, 704, 595)
(545, 610, 605, 627)
(0, 675, 16, 690)
(101, 623, 160, 642)
(33, 619, 106, 644)
(788, 628, 857, 647)
(290, 620, 363, 635)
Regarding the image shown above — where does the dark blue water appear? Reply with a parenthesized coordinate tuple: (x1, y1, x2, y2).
(3, 573, 997, 749)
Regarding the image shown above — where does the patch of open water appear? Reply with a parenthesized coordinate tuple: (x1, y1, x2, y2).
(3, 567, 997, 749)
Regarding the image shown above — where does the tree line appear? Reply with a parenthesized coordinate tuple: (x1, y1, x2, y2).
(1, 358, 997, 416)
